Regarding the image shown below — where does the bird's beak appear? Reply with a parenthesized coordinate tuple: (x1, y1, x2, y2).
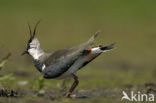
(21, 51, 28, 56)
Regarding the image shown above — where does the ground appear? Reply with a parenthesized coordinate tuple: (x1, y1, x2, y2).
(0, 64, 156, 103)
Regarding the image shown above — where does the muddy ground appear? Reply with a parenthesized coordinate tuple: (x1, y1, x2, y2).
(0, 82, 156, 103)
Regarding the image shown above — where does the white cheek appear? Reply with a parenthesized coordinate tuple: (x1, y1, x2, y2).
(28, 48, 44, 60)
(28, 49, 36, 55)
(28, 49, 39, 59)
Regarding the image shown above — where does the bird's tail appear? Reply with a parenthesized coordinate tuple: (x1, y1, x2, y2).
(90, 43, 115, 54)
(100, 43, 115, 51)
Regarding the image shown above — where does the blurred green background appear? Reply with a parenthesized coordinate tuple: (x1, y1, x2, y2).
(0, 0, 156, 103)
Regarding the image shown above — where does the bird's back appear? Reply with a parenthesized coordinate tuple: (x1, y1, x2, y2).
(41, 32, 99, 78)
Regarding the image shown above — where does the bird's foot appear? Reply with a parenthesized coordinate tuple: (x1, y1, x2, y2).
(65, 92, 72, 98)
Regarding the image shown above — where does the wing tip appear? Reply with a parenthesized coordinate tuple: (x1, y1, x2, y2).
(94, 31, 100, 38)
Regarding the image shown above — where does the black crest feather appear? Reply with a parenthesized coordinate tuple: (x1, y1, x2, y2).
(27, 20, 41, 43)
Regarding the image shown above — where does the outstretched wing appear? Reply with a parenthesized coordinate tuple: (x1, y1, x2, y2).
(44, 32, 99, 66)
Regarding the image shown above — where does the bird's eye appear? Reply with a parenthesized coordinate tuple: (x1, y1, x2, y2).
(28, 39, 32, 43)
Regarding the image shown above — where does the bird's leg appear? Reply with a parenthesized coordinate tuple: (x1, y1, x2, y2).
(61, 79, 68, 91)
(65, 74, 79, 98)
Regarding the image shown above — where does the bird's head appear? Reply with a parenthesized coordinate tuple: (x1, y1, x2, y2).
(21, 20, 41, 56)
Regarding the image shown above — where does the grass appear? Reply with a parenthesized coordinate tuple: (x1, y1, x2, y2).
(0, 64, 155, 103)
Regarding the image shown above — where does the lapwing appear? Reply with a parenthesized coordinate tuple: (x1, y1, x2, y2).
(22, 21, 115, 98)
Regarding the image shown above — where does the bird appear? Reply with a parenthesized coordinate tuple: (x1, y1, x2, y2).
(22, 21, 115, 98)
